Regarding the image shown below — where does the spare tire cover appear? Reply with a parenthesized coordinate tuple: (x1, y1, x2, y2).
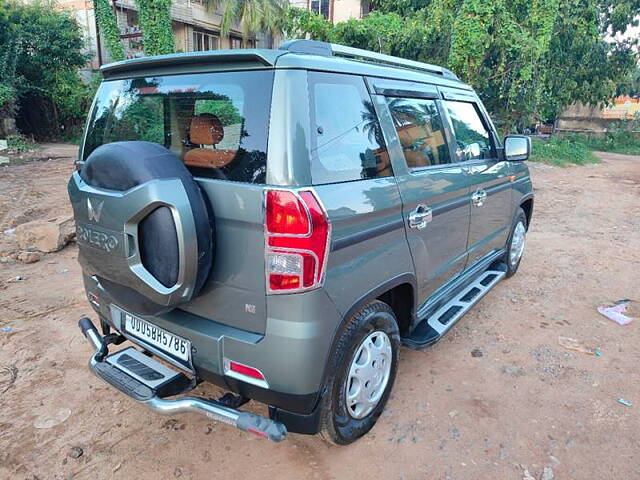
(80, 141, 213, 315)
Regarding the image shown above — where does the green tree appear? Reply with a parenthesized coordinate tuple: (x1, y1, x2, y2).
(539, 0, 638, 122)
(447, 0, 497, 86)
(280, 6, 333, 41)
(375, 0, 436, 15)
(619, 67, 640, 97)
(194, 96, 243, 126)
(136, 0, 174, 56)
(0, 1, 89, 137)
(283, 2, 639, 132)
(205, 0, 289, 37)
(0, 35, 20, 120)
(94, 0, 125, 61)
(0, 1, 13, 114)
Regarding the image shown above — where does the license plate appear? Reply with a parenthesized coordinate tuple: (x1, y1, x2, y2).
(124, 314, 191, 363)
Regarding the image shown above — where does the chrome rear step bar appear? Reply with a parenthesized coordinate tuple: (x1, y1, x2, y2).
(78, 318, 287, 442)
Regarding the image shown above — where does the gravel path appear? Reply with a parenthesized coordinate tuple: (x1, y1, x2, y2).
(1, 149, 638, 479)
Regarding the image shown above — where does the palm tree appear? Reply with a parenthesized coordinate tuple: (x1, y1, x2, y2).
(204, 0, 289, 38)
(386, 98, 423, 127)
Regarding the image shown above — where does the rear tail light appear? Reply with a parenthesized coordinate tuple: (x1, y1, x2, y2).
(265, 189, 331, 293)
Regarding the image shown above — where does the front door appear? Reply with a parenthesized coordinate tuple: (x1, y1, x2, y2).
(440, 91, 512, 267)
(371, 83, 472, 308)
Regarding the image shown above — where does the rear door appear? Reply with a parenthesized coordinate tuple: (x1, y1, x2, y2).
(81, 70, 274, 334)
(440, 90, 511, 267)
(368, 79, 472, 307)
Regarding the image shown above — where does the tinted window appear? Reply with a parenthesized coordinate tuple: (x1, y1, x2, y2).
(444, 101, 495, 161)
(83, 71, 274, 183)
(309, 72, 390, 184)
(385, 97, 451, 168)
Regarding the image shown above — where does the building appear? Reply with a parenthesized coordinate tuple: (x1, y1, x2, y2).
(556, 97, 640, 135)
(53, 0, 273, 71)
(290, 0, 374, 23)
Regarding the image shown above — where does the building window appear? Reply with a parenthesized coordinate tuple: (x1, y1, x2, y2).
(230, 36, 243, 49)
(193, 30, 219, 51)
(362, 1, 375, 17)
(309, 0, 330, 19)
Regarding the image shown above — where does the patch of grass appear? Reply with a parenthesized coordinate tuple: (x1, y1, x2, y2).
(530, 136, 601, 167)
(582, 115, 640, 155)
(5, 134, 39, 154)
(60, 127, 84, 146)
(582, 133, 640, 155)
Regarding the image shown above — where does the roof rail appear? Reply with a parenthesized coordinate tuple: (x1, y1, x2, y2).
(279, 39, 459, 80)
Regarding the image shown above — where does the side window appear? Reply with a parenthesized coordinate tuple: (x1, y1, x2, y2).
(309, 72, 391, 185)
(385, 97, 451, 168)
(444, 101, 495, 161)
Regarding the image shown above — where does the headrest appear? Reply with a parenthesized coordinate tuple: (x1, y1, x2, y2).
(184, 148, 237, 168)
(189, 113, 224, 145)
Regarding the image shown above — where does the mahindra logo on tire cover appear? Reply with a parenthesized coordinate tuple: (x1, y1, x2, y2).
(87, 198, 104, 223)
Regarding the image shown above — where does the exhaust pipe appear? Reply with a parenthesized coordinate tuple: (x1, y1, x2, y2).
(78, 318, 287, 442)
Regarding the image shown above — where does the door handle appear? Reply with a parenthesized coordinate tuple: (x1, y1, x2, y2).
(471, 189, 487, 207)
(408, 204, 432, 230)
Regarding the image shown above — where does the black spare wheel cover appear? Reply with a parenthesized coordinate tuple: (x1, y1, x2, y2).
(81, 141, 213, 315)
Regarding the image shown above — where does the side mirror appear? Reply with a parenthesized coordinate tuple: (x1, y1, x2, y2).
(504, 135, 531, 161)
(466, 142, 481, 159)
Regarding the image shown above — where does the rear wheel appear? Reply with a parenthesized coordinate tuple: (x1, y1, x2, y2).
(504, 208, 528, 278)
(319, 300, 399, 445)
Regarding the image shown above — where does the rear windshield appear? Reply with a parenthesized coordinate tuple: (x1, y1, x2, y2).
(82, 70, 274, 183)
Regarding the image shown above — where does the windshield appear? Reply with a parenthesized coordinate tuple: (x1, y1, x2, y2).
(82, 70, 274, 183)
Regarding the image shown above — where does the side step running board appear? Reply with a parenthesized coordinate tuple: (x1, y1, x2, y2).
(78, 318, 287, 442)
(403, 267, 506, 350)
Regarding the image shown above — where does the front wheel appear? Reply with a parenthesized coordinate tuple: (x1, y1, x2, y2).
(319, 300, 400, 445)
(504, 208, 528, 278)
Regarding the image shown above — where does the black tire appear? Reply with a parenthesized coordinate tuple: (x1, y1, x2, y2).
(504, 207, 528, 278)
(319, 300, 400, 445)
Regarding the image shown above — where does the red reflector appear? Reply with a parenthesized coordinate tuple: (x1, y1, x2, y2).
(247, 428, 269, 439)
(266, 190, 310, 235)
(229, 361, 265, 381)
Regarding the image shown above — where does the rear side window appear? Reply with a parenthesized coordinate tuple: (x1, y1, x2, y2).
(309, 72, 390, 184)
(444, 101, 495, 161)
(385, 97, 451, 168)
(83, 71, 274, 183)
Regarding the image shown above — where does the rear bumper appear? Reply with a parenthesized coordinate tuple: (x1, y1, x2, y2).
(85, 275, 340, 424)
(78, 317, 288, 441)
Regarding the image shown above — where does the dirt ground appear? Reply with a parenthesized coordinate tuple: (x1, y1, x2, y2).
(0, 147, 638, 480)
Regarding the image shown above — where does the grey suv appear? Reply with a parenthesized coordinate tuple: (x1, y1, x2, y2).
(70, 40, 534, 444)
